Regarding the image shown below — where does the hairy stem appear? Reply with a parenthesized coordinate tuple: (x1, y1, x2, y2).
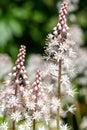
(57, 59, 62, 130)
(12, 85, 18, 130)
(33, 89, 38, 130)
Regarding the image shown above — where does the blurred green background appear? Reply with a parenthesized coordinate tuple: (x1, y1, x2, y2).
(0, 0, 87, 61)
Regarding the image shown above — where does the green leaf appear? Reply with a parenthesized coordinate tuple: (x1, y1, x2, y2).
(9, 19, 23, 37)
(77, 11, 87, 27)
(32, 11, 46, 23)
(11, 7, 30, 20)
(0, 21, 12, 46)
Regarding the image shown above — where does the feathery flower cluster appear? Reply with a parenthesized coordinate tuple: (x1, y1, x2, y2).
(18, 119, 32, 130)
(44, 1, 76, 129)
(0, 45, 30, 129)
(0, 122, 8, 130)
(24, 70, 50, 123)
(58, 0, 79, 22)
(56, 2, 69, 36)
(8, 45, 29, 86)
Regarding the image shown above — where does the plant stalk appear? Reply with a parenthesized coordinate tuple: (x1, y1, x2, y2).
(12, 120, 16, 130)
(57, 59, 62, 130)
(12, 85, 18, 130)
(33, 88, 38, 130)
(33, 119, 36, 130)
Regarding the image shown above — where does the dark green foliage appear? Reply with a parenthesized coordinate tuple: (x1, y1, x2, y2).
(0, 0, 87, 60)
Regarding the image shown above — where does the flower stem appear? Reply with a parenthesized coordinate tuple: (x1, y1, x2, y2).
(12, 85, 18, 130)
(33, 85, 38, 130)
(57, 59, 62, 130)
(33, 119, 36, 130)
(12, 120, 16, 130)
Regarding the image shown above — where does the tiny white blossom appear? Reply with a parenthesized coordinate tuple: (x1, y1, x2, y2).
(50, 37, 59, 46)
(61, 75, 70, 87)
(67, 105, 76, 114)
(66, 88, 76, 97)
(26, 100, 35, 110)
(24, 112, 31, 119)
(0, 122, 8, 130)
(44, 114, 50, 125)
(44, 83, 53, 93)
(0, 103, 5, 112)
(18, 120, 32, 130)
(11, 111, 22, 122)
(23, 119, 32, 130)
(18, 125, 24, 130)
(60, 124, 70, 130)
(59, 43, 69, 52)
(69, 48, 76, 57)
(51, 97, 61, 111)
(37, 99, 44, 107)
(48, 33, 53, 39)
(23, 89, 30, 97)
(7, 96, 19, 107)
(63, 58, 72, 69)
(41, 105, 49, 114)
(38, 126, 47, 130)
(49, 63, 58, 77)
(33, 111, 42, 121)
(54, 52, 64, 61)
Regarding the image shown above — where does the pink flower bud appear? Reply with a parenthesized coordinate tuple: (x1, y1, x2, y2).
(15, 79, 19, 84)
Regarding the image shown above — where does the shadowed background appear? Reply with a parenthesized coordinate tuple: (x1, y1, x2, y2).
(0, 0, 87, 61)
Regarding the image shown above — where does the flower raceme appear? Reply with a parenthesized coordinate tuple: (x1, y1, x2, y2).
(27, 70, 50, 123)
(53, 2, 69, 37)
(8, 45, 29, 86)
(0, 45, 30, 130)
(44, 1, 77, 129)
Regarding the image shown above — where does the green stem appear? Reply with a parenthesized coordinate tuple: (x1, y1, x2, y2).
(75, 101, 81, 130)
